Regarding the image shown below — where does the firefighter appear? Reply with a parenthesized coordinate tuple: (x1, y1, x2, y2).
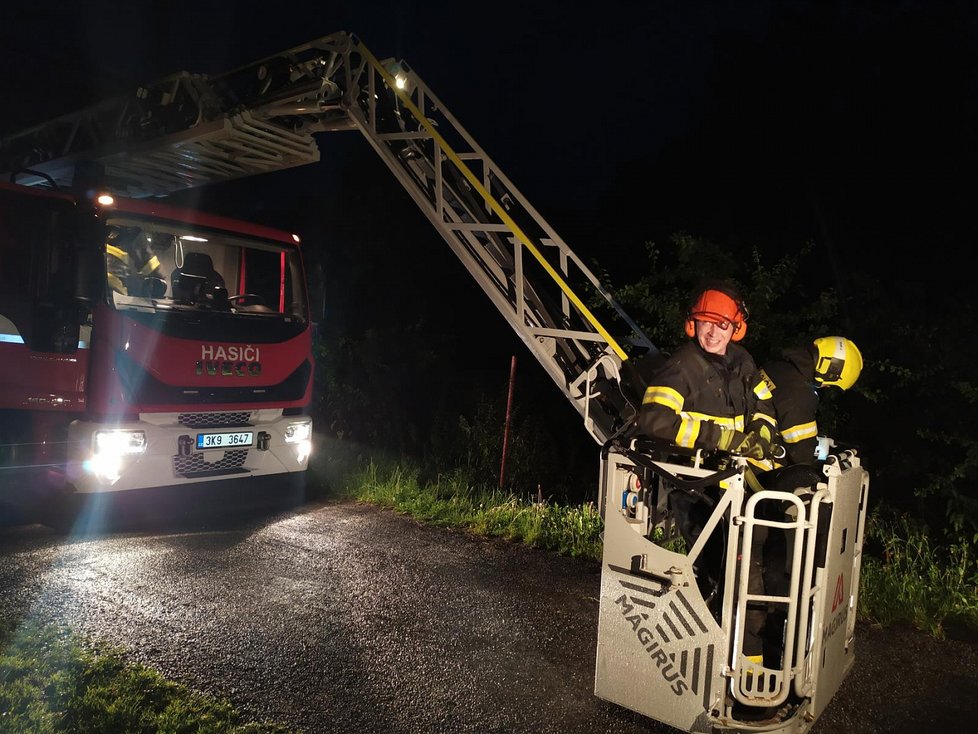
(636, 283, 777, 462)
(105, 226, 165, 296)
(750, 336, 863, 674)
(759, 336, 864, 468)
(637, 283, 777, 667)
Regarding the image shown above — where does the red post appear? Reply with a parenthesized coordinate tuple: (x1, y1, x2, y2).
(498, 355, 517, 490)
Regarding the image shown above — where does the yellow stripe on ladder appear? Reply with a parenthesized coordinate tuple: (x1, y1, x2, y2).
(355, 42, 629, 363)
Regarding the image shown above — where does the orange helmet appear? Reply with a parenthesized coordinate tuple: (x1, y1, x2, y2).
(685, 288, 749, 341)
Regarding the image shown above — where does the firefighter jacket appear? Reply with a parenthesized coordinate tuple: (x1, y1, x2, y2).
(759, 346, 820, 466)
(638, 341, 775, 453)
(105, 231, 163, 296)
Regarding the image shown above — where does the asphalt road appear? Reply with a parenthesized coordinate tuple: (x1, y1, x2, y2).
(1, 498, 976, 733)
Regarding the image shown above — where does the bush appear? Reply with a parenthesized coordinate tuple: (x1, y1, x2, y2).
(859, 506, 978, 637)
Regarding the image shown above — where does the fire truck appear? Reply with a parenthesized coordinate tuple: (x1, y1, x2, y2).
(0, 168, 314, 509)
(0, 31, 869, 734)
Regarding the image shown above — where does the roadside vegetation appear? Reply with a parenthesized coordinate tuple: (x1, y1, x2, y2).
(326, 458, 978, 641)
(338, 461, 603, 560)
(859, 507, 978, 638)
(0, 620, 292, 734)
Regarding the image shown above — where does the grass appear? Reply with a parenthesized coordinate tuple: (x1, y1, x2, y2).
(858, 507, 978, 638)
(0, 619, 293, 734)
(337, 461, 604, 560)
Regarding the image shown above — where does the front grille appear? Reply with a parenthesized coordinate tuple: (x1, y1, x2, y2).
(178, 412, 251, 428)
(173, 449, 249, 477)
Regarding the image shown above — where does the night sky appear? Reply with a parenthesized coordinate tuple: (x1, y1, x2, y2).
(3, 2, 976, 497)
(6, 1, 972, 270)
(6, 3, 973, 258)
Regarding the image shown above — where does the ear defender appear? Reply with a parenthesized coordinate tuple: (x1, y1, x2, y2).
(731, 319, 747, 341)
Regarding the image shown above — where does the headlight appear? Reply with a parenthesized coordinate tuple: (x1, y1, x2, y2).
(90, 430, 147, 483)
(95, 430, 147, 455)
(284, 420, 312, 463)
(284, 420, 312, 444)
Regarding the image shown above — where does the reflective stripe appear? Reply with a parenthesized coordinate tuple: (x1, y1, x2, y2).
(647, 387, 751, 448)
(1, 315, 89, 349)
(686, 411, 743, 431)
(138, 254, 160, 276)
(643, 385, 684, 412)
(0, 334, 88, 348)
(106, 243, 129, 263)
(782, 421, 818, 444)
(747, 457, 775, 472)
(753, 381, 773, 401)
(1, 314, 23, 344)
(675, 415, 700, 448)
(107, 272, 127, 294)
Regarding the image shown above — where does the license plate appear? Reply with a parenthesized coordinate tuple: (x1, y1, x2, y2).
(196, 431, 254, 450)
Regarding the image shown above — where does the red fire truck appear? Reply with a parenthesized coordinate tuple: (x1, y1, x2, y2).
(0, 177, 314, 508)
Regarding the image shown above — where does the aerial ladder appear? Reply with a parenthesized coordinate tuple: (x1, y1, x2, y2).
(0, 31, 868, 734)
(0, 32, 656, 447)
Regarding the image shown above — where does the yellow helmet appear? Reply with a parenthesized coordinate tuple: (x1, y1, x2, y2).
(812, 336, 863, 390)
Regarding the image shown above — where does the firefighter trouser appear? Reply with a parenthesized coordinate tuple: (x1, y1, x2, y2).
(744, 524, 768, 658)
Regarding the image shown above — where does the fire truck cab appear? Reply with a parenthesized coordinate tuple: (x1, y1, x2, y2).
(0, 179, 315, 507)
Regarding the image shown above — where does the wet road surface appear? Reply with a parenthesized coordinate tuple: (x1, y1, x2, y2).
(1, 499, 976, 733)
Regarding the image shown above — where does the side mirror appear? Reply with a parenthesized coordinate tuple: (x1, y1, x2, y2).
(25, 205, 99, 353)
(70, 209, 106, 307)
(307, 261, 326, 325)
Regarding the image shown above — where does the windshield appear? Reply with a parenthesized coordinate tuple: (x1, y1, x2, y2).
(103, 216, 307, 321)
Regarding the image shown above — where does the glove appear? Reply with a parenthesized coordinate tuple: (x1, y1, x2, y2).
(746, 419, 781, 460)
(741, 431, 774, 461)
(717, 428, 773, 461)
(746, 419, 775, 445)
